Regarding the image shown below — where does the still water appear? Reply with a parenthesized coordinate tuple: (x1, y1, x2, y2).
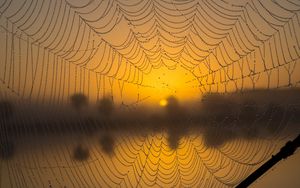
(0, 127, 297, 188)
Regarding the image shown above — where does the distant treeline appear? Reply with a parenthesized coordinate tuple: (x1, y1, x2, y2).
(197, 88, 300, 123)
(0, 88, 300, 156)
(1, 88, 300, 135)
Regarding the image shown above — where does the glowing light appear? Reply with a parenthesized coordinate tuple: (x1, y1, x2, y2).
(159, 99, 168, 107)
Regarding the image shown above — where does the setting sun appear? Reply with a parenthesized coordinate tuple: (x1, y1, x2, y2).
(159, 99, 168, 107)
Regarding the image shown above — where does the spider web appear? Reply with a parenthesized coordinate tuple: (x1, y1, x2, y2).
(0, 0, 300, 187)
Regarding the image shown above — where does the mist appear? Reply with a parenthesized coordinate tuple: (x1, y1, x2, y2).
(1, 88, 300, 160)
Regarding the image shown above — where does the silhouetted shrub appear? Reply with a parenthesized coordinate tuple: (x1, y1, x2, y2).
(166, 96, 179, 113)
(165, 96, 186, 122)
(70, 93, 88, 111)
(97, 97, 114, 118)
(0, 100, 13, 120)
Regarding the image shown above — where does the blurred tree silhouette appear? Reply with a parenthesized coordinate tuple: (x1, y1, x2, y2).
(0, 100, 13, 120)
(165, 96, 179, 115)
(70, 93, 88, 111)
(97, 97, 114, 118)
(163, 96, 188, 150)
(201, 94, 238, 121)
(70, 94, 89, 161)
(164, 96, 188, 124)
(239, 100, 258, 123)
(0, 100, 15, 160)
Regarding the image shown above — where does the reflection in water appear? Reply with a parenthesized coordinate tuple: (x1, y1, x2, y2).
(99, 134, 115, 155)
(73, 145, 90, 161)
(0, 89, 300, 187)
(203, 127, 236, 148)
(0, 139, 15, 160)
(0, 132, 296, 188)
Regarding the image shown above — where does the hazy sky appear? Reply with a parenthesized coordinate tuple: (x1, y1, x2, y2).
(1, 0, 300, 105)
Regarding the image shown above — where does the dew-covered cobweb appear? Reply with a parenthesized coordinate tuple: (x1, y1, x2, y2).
(0, 0, 300, 187)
